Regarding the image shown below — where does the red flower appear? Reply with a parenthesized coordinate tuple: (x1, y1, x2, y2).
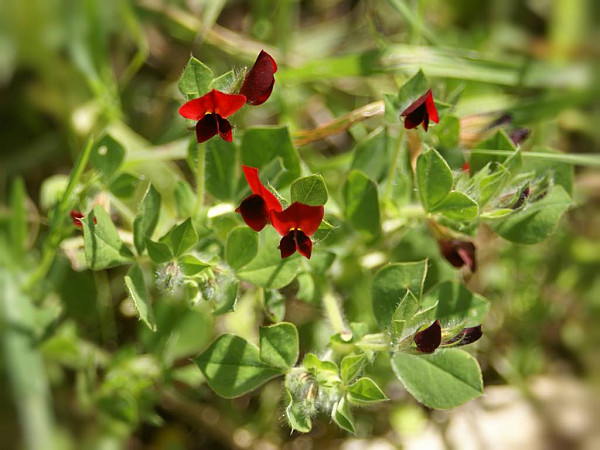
(401, 89, 439, 131)
(270, 202, 324, 259)
(442, 325, 482, 346)
(414, 320, 442, 353)
(70, 210, 97, 227)
(239, 50, 278, 106)
(439, 239, 477, 272)
(236, 165, 282, 231)
(179, 89, 246, 143)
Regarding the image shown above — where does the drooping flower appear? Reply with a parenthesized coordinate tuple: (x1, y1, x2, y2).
(239, 50, 278, 106)
(270, 202, 324, 259)
(236, 165, 282, 231)
(439, 239, 477, 272)
(400, 89, 439, 131)
(413, 321, 483, 354)
(442, 325, 482, 346)
(178, 89, 246, 143)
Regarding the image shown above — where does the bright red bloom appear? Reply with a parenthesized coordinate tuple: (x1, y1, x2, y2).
(236, 165, 282, 231)
(239, 50, 277, 106)
(270, 202, 324, 259)
(401, 89, 439, 131)
(179, 89, 246, 143)
(439, 239, 476, 272)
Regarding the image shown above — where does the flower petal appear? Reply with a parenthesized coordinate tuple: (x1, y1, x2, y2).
(241, 165, 282, 213)
(424, 90, 439, 124)
(294, 230, 312, 259)
(443, 325, 483, 346)
(195, 114, 219, 143)
(401, 90, 430, 117)
(440, 239, 476, 272)
(403, 103, 427, 129)
(414, 320, 442, 353)
(239, 50, 278, 106)
(236, 194, 270, 231)
(279, 232, 297, 258)
(70, 210, 84, 227)
(179, 89, 246, 120)
(270, 202, 324, 237)
(216, 115, 233, 142)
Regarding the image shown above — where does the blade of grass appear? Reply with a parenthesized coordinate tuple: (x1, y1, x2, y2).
(467, 149, 600, 167)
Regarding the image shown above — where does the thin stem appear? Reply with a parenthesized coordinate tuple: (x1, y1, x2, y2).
(322, 291, 350, 338)
(193, 144, 206, 217)
(467, 148, 600, 167)
(357, 333, 389, 352)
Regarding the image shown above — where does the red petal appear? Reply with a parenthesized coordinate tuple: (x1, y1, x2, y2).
(179, 89, 246, 120)
(294, 230, 312, 259)
(236, 194, 270, 231)
(270, 202, 324, 237)
(239, 50, 278, 106)
(401, 89, 430, 117)
(403, 104, 427, 129)
(195, 114, 219, 143)
(241, 165, 282, 213)
(424, 90, 439, 124)
(216, 115, 233, 142)
(440, 240, 476, 272)
(414, 320, 442, 353)
(70, 210, 84, 227)
(279, 232, 297, 258)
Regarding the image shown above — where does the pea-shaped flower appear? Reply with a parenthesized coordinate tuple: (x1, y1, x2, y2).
(270, 202, 324, 259)
(401, 89, 439, 131)
(236, 165, 282, 231)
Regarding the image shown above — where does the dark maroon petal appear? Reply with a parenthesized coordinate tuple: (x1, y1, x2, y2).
(401, 90, 430, 116)
(403, 104, 427, 129)
(239, 50, 278, 106)
(270, 202, 324, 237)
(444, 325, 483, 346)
(70, 210, 84, 227)
(241, 165, 282, 213)
(236, 194, 270, 231)
(216, 115, 233, 142)
(195, 114, 219, 143)
(294, 230, 312, 259)
(509, 128, 530, 146)
(512, 185, 530, 210)
(414, 320, 442, 353)
(424, 90, 439, 124)
(279, 232, 297, 258)
(422, 111, 430, 132)
(440, 239, 476, 272)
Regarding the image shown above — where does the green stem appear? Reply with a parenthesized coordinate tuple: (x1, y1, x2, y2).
(323, 291, 350, 338)
(397, 204, 427, 220)
(357, 333, 389, 352)
(193, 143, 206, 217)
(384, 128, 406, 203)
(25, 138, 94, 292)
(467, 149, 600, 167)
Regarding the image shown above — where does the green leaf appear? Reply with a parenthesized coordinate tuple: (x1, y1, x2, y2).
(421, 281, 489, 328)
(263, 289, 286, 323)
(90, 134, 125, 183)
(109, 173, 139, 198)
(346, 377, 388, 405)
(396, 69, 430, 116)
(209, 69, 236, 91)
(259, 322, 299, 370)
(124, 264, 156, 331)
(490, 185, 572, 244)
(133, 184, 161, 254)
(391, 348, 483, 409)
(165, 218, 198, 258)
(9, 177, 27, 260)
(522, 146, 574, 195)
(82, 205, 134, 270)
(332, 397, 355, 434)
(285, 389, 312, 433)
(145, 239, 173, 264)
(205, 139, 238, 200)
(343, 170, 380, 239)
(226, 227, 259, 270)
(212, 274, 239, 315)
(313, 220, 335, 243)
(471, 130, 517, 174)
(178, 57, 214, 100)
(194, 334, 282, 398)
(372, 261, 428, 330)
(179, 255, 211, 276)
(237, 227, 301, 289)
(476, 163, 510, 206)
(430, 191, 479, 221)
(416, 149, 453, 211)
(174, 180, 195, 218)
(350, 128, 390, 181)
(240, 126, 301, 187)
(290, 174, 328, 206)
(434, 115, 460, 148)
(340, 354, 367, 385)
(392, 291, 420, 336)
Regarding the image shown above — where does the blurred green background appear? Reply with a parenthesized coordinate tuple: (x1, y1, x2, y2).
(1, 0, 599, 448)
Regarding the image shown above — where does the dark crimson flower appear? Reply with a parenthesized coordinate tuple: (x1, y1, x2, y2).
(442, 325, 483, 347)
(239, 50, 278, 106)
(509, 128, 530, 146)
(236, 165, 282, 231)
(70, 210, 96, 227)
(270, 202, 324, 259)
(400, 89, 439, 131)
(439, 239, 477, 272)
(414, 320, 442, 353)
(179, 89, 246, 143)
